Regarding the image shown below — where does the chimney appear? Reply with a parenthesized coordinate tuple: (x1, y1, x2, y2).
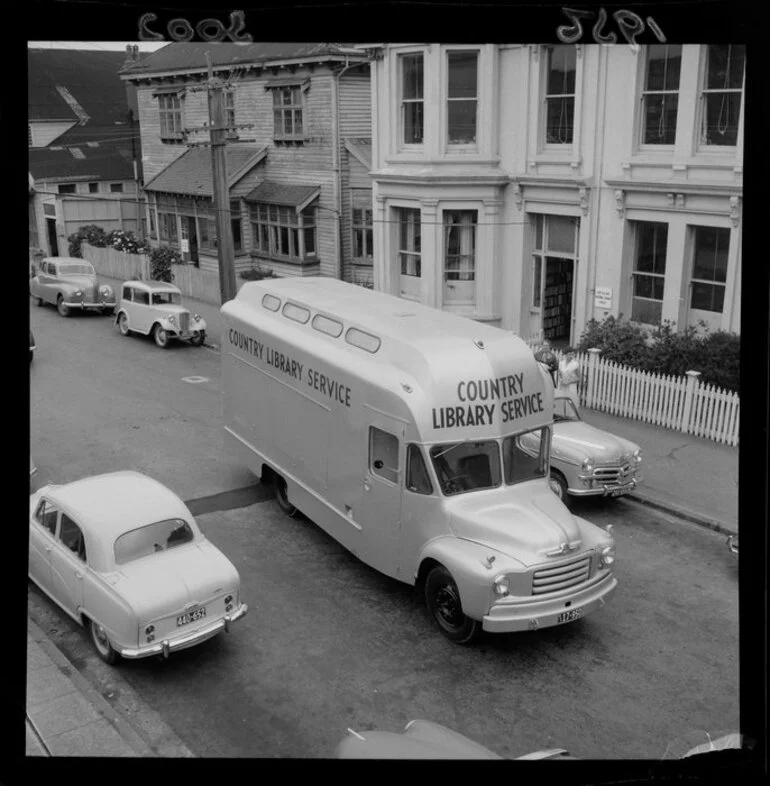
(123, 44, 140, 67)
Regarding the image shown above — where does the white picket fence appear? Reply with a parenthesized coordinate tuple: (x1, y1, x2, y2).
(559, 348, 739, 447)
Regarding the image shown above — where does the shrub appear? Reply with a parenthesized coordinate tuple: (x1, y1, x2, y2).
(67, 224, 109, 257)
(576, 314, 740, 393)
(107, 229, 147, 255)
(148, 246, 181, 283)
(239, 266, 277, 281)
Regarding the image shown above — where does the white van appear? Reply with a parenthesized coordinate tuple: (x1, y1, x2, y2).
(221, 278, 617, 643)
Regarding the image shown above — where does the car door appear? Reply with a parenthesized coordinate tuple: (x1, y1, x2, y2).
(33, 261, 52, 303)
(49, 512, 87, 621)
(132, 288, 152, 333)
(29, 498, 59, 595)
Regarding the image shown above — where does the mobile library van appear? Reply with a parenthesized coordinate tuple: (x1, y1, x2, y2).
(221, 278, 617, 643)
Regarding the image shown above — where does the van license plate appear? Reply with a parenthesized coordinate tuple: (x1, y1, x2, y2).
(177, 607, 207, 627)
(609, 488, 628, 497)
(556, 607, 583, 624)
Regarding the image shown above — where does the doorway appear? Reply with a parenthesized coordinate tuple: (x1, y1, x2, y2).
(180, 216, 199, 266)
(46, 218, 59, 256)
(541, 257, 574, 346)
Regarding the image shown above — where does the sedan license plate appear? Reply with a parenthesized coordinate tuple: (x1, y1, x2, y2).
(556, 607, 583, 624)
(176, 607, 207, 627)
(609, 488, 628, 497)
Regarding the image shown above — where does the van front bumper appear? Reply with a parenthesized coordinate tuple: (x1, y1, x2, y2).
(119, 603, 248, 659)
(482, 575, 617, 633)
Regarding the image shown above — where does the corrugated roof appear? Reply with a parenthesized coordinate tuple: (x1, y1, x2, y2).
(120, 42, 366, 77)
(244, 181, 320, 208)
(28, 138, 134, 182)
(143, 145, 267, 196)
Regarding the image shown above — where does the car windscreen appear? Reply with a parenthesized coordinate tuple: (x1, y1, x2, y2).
(58, 263, 95, 275)
(503, 427, 549, 485)
(553, 398, 581, 422)
(151, 291, 182, 305)
(429, 440, 502, 496)
(113, 518, 195, 565)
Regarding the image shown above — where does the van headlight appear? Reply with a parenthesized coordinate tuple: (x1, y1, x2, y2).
(493, 575, 510, 597)
(581, 458, 595, 474)
(599, 545, 616, 567)
(633, 449, 642, 465)
(167, 314, 176, 324)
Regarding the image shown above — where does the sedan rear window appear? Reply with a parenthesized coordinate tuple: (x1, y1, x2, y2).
(114, 518, 195, 565)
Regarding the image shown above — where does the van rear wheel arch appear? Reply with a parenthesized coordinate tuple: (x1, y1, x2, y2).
(273, 473, 300, 518)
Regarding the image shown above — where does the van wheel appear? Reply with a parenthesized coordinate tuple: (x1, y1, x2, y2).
(274, 475, 299, 518)
(548, 470, 571, 508)
(88, 619, 119, 665)
(424, 565, 481, 644)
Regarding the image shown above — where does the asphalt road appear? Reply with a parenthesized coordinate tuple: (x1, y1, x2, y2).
(29, 299, 739, 759)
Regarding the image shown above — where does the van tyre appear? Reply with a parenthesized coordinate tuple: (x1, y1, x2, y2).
(548, 470, 570, 508)
(274, 475, 299, 518)
(88, 619, 118, 664)
(424, 565, 481, 644)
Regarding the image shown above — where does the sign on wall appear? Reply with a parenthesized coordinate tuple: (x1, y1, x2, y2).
(594, 286, 612, 309)
(180, 238, 190, 253)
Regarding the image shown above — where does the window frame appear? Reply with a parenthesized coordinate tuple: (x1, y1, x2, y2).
(406, 444, 434, 495)
(369, 427, 400, 485)
(543, 45, 577, 147)
(697, 44, 745, 150)
(57, 184, 76, 195)
(399, 51, 425, 147)
(158, 93, 184, 141)
(530, 214, 580, 310)
(59, 513, 87, 562)
(395, 207, 422, 279)
(271, 85, 305, 142)
(445, 48, 479, 148)
(630, 221, 668, 325)
(225, 90, 238, 139)
(638, 44, 683, 149)
(351, 191, 374, 265)
(35, 499, 59, 536)
(249, 202, 317, 262)
(688, 225, 730, 314)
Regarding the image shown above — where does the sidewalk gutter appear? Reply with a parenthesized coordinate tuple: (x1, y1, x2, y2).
(619, 492, 737, 537)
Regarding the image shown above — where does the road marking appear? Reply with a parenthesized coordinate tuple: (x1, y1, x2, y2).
(182, 375, 210, 384)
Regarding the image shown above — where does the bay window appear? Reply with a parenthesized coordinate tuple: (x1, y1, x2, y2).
(250, 203, 316, 261)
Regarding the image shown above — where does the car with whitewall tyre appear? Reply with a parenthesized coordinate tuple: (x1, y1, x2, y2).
(28, 471, 247, 664)
(115, 280, 206, 348)
(29, 257, 116, 316)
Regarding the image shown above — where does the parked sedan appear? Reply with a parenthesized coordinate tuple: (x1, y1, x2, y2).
(520, 395, 643, 506)
(30, 257, 116, 317)
(115, 280, 206, 348)
(336, 720, 575, 759)
(28, 471, 247, 664)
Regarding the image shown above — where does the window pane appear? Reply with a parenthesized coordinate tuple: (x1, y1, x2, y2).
(448, 51, 477, 98)
(402, 54, 424, 100)
(406, 444, 433, 495)
(646, 45, 682, 91)
(447, 100, 476, 144)
(354, 228, 364, 257)
(370, 427, 399, 483)
(546, 216, 576, 254)
(635, 223, 667, 274)
(545, 97, 574, 143)
(631, 297, 662, 324)
(633, 274, 655, 299)
(352, 208, 362, 225)
(643, 94, 679, 144)
(692, 227, 729, 282)
(702, 93, 741, 146)
(547, 46, 576, 95)
(303, 227, 315, 255)
(691, 282, 725, 313)
(533, 257, 542, 307)
(403, 102, 424, 144)
(533, 215, 543, 250)
(706, 45, 745, 90)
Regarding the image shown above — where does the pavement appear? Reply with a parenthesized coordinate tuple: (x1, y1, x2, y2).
(26, 276, 738, 758)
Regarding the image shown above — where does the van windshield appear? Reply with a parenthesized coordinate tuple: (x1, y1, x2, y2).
(503, 427, 549, 485)
(429, 441, 501, 496)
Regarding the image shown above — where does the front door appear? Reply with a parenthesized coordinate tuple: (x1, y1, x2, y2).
(49, 512, 87, 620)
(29, 499, 58, 595)
(358, 412, 405, 579)
(541, 257, 575, 346)
(46, 218, 59, 256)
(180, 217, 199, 266)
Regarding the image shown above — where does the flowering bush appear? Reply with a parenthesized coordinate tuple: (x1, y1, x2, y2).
(148, 246, 181, 283)
(239, 266, 277, 281)
(107, 229, 147, 254)
(68, 225, 109, 257)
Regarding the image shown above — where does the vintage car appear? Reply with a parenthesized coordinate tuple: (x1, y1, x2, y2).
(30, 257, 116, 317)
(28, 470, 247, 664)
(519, 395, 642, 506)
(336, 720, 575, 759)
(29, 329, 36, 363)
(115, 280, 207, 348)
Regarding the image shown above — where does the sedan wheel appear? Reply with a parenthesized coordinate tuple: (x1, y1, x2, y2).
(153, 325, 170, 349)
(35, 297, 44, 307)
(89, 619, 118, 665)
(548, 471, 571, 508)
(190, 330, 206, 347)
(56, 296, 70, 318)
(118, 312, 131, 336)
(424, 565, 480, 644)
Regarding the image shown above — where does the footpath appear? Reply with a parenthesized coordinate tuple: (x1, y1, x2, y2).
(26, 277, 737, 758)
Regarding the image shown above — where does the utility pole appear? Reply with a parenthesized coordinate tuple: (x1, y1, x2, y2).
(206, 52, 237, 304)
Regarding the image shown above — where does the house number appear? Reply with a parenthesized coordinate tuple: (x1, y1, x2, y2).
(557, 7, 666, 51)
(138, 11, 253, 43)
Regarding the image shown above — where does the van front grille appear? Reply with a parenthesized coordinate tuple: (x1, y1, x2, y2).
(179, 312, 190, 332)
(532, 555, 591, 595)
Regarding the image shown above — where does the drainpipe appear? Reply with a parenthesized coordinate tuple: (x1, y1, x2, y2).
(332, 56, 358, 281)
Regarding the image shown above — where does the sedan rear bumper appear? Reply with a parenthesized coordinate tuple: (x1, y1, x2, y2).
(119, 603, 248, 659)
(62, 300, 116, 311)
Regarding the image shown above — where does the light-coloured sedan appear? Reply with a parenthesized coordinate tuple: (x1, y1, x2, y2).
(30, 257, 116, 317)
(28, 471, 247, 664)
(115, 280, 206, 348)
(520, 395, 642, 506)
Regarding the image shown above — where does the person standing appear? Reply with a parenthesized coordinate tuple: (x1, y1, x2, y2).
(558, 350, 581, 407)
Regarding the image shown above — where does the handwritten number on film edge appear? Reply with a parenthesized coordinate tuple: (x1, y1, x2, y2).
(557, 8, 666, 48)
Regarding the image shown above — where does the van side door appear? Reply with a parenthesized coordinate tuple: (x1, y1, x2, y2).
(358, 414, 405, 579)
